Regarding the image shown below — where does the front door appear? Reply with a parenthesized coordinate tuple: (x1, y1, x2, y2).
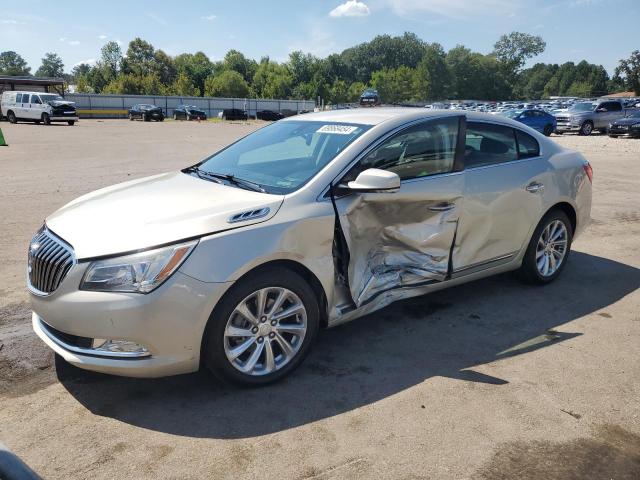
(334, 116, 465, 307)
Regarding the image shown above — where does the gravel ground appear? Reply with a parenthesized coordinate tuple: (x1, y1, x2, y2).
(0, 120, 638, 479)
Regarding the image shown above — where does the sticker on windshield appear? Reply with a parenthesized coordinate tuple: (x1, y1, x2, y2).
(316, 124, 358, 135)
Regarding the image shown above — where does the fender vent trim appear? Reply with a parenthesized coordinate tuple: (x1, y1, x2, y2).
(228, 207, 271, 224)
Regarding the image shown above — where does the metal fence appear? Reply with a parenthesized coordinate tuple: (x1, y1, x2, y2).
(65, 93, 316, 119)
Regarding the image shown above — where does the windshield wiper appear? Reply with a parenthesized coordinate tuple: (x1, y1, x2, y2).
(206, 172, 267, 193)
(185, 167, 265, 193)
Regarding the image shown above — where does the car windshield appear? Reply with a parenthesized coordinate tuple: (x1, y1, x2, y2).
(503, 109, 522, 118)
(140, 104, 157, 109)
(570, 103, 595, 112)
(185, 105, 199, 109)
(40, 94, 64, 102)
(195, 120, 370, 194)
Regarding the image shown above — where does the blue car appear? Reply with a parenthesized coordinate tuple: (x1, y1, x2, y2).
(503, 109, 557, 136)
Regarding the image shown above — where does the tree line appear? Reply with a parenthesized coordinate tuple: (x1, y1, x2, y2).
(1, 32, 638, 101)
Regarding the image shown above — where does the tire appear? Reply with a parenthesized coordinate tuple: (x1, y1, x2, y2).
(579, 121, 593, 136)
(68, 121, 75, 126)
(609, 135, 618, 139)
(7, 111, 17, 123)
(517, 209, 573, 285)
(543, 124, 553, 136)
(129, 113, 134, 121)
(34, 120, 40, 125)
(158, 117, 164, 122)
(143, 114, 150, 122)
(186, 114, 191, 121)
(42, 113, 51, 125)
(202, 267, 320, 386)
(598, 128, 607, 134)
(173, 113, 178, 120)
(555, 131, 563, 135)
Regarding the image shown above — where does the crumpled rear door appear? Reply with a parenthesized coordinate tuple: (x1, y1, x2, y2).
(334, 173, 463, 307)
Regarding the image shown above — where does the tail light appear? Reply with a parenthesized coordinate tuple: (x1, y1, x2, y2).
(583, 162, 593, 183)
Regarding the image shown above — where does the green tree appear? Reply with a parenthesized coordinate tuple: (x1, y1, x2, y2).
(371, 66, 418, 103)
(253, 60, 292, 98)
(75, 76, 94, 93)
(0, 51, 31, 75)
(71, 63, 92, 82)
(122, 38, 156, 76)
(167, 72, 200, 96)
(493, 32, 546, 73)
(35, 52, 64, 77)
(347, 81, 367, 102)
(204, 70, 250, 97)
(614, 50, 640, 95)
(222, 49, 258, 84)
(100, 41, 122, 76)
(174, 52, 213, 96)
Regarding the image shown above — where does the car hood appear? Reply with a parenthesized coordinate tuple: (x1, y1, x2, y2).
(612, 117, 640, 126)
(48, 100, 75, 107)
(46, 172, 284, 259)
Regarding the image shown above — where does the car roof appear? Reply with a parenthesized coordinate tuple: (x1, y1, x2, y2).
(283, 107, 525, 127)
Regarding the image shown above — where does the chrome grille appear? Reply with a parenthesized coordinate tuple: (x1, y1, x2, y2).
(28, 228, 75, 294)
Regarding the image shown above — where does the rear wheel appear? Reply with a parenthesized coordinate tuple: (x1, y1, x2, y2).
(579, 121, 593, 136)
(202, 267, 319, 385)
(7, 111, 17, 123)
(543, 124, 553, 136)
(42, 113, 51, 125)
(518, 210, 573, 285)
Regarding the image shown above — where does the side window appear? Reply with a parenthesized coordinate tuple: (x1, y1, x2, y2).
(31, 95, 41, 104)
(515, 130, 540, 159)
(16, 93, 22, 103)
(357, 117, 459, 180)
(608, 102, 622, 112)
(465, 122, 517, 168)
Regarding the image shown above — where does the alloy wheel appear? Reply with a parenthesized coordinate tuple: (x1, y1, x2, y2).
(223, 287, 307, 376)
(535, 219, 568, 277)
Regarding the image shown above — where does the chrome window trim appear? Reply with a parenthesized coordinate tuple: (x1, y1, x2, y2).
(463, 154, 544, 173)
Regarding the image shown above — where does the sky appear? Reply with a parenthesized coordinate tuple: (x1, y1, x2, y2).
(1, 0, 638, 75)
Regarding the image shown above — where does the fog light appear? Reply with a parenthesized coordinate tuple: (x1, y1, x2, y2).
(91, 339, 150, 356)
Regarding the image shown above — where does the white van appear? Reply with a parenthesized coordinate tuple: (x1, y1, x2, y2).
(1, 91, 78, 125)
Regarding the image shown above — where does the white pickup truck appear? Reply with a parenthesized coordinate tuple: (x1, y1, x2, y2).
(1, 91, 78, 125)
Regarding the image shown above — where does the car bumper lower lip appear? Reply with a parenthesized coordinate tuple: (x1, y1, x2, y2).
(50, 116, 79, 121)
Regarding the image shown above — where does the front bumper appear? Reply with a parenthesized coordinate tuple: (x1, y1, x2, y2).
(30, 265, 232, 378)
(50, 116, 79, 122)
(608, 126, 640, 138)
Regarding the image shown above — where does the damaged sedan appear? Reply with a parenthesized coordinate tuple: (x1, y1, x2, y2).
(28, 109, 592, 385)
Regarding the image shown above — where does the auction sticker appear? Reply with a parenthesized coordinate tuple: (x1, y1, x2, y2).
(317, 124, 358, 134)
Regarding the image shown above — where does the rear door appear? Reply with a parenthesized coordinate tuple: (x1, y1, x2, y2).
(453, 122, 547, 273)
(333, 116, 465, 307)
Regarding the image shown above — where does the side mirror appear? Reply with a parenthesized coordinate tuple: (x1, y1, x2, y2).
(346, 168, 400, 193)
(596, 108, 606, 113)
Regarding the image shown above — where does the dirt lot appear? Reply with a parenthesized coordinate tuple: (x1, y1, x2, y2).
(0, 119, 638, 479)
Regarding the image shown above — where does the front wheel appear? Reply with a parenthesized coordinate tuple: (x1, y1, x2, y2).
(579, 121, 593, 136)
(518, 210, 573, 285)
(202, 267, 319, 385)
(543, 124, 553, 137)
(42, 113, 51, 125)
(173, 113, 178, 120)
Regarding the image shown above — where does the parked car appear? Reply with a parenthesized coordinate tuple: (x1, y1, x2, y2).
(608, 109, 640, 138)
(173, 105, 207, 121)
(218, 108, 248, 121)
(359, 88, 381, 107)
(1, 91, 78, 125)
(503, 109, 557, 136)
(555, 100, 628, 135)
(128, 104, 164, 122)
(256, 110, 284, 121)
(28, 109, 592, 385)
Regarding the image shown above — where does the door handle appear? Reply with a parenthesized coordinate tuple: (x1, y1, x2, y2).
(428, 202, 455, 212)
(525, 182, 545, 193)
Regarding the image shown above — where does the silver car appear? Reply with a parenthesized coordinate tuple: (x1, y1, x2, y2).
(28, 109, 592, 385)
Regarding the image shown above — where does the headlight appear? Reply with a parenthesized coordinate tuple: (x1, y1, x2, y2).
(80, 240, 197, 293)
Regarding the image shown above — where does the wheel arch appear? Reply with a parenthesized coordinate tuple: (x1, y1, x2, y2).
(233, 259, 329, 329)
(547, 201, 577, 235)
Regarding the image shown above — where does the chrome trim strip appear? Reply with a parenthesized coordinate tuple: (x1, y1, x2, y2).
(38, 317, 151, 359)
(464, 155, 543, 172)
(452, 252, 518, 276)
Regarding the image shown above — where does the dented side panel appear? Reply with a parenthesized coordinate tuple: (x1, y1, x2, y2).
(335, 173, 465, 307)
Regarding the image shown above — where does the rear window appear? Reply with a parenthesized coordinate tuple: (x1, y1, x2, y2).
(516, 130, 540, 158)
(465, 122, 517, 168)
